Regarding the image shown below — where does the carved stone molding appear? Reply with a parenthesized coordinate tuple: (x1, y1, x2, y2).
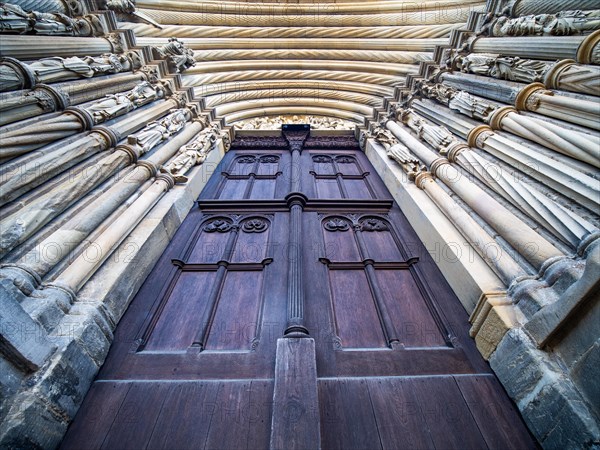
(233, 115, 355, 130)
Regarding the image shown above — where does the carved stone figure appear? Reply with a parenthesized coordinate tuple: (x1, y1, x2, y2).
(170, 48, 195, 73)
(85, 81, 165, 123)
(482, 10, 600, 37)
(448, 91, 497, 121)
(156, 38, 185, 59)
(161, 124, 220, 183)
(386, 142, 419, 166)
(0, 53, 141, 92)
(0, 3, 95, 36)
(491, 56, 549, 83)
(401, 110, 455, 151)
(417, 82, 456, 105)
(154, 37, 195, 73)
(105, 0, 135, 14)
(0, 3, 103, 36)
(234, 115, 354, 130)
(371, 126, 399, 151)
(453, 54, 497, 76)
(129, 108, 192, 152)
(28, 56, 95, 79)
(0, 3, 30, 33)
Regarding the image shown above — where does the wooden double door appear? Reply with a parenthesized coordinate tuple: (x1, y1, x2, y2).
(61, 129, 536, 449)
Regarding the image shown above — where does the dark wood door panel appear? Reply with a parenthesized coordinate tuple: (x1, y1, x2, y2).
(63, 133, 535, 450)
(97, 210, 289, 380)
(319, 375, 537, 450)
(61, 380, 274, 450)
(329, 268, 388, 349)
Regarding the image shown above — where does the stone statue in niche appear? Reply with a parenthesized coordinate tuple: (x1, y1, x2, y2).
(85, 81, 165, 123)
(129, 108, 192, 152)
(161, 123, 220, 183)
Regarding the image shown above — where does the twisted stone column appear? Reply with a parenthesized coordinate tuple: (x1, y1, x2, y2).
(410, 99, 600, 211)
(385, 119, 564, 269)
(378, 130, 525, 284)
(510, 0, 598, 16)
(419, 83, 600, 167)
(399, 108, 597, 247)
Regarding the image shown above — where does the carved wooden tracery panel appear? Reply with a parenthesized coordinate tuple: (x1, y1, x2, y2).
(136, 214, 273, 352)
(320, 213, 451, 350)
(310, 153, 375, 199)
(216, 153, 283, 200)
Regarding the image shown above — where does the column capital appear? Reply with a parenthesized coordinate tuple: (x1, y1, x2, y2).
(466, 124, 494, 147)
(576, 29, 600, 64)
(413, 170, 434, 189)
(514, 82, 550, 111)
(488, 106, 517, 130)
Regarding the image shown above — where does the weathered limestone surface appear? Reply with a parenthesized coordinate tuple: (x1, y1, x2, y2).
(365, 138, 505, 313)
(0, 136, 225, 449)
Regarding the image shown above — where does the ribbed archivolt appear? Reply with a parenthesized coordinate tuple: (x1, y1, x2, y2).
(122, 23, 462, 39)
(126, 0, 482, 123)
(138, 8, 479, 27)
(136, 0, 483, 15)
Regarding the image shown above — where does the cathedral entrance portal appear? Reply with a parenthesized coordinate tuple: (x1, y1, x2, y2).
(61, 127, 536, 449)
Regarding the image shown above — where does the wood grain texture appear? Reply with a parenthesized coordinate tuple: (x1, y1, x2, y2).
(270, 338, 320, 450)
